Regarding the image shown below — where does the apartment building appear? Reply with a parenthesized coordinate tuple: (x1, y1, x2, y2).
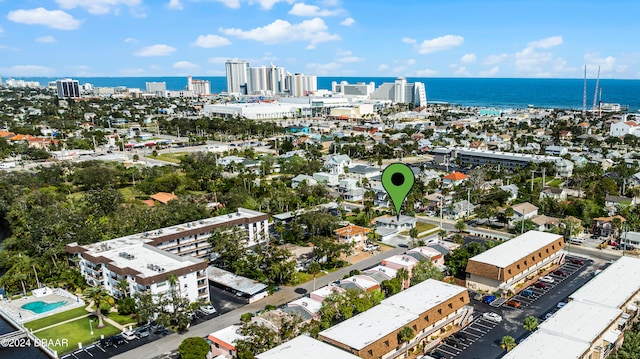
(465, 230, 565, 294)
(454, 148, 574, 176)
(318, 279, 471, 359)
(257, 335, 360, 359)
(67, 239, 209, 303)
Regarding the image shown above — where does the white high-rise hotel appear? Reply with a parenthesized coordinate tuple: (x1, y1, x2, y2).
(225, 59, 316, 96)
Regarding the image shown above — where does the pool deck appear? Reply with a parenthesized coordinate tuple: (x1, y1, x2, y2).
(0, 288, 85, 324)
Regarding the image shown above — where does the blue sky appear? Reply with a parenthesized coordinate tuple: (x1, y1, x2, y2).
(1, 0, 639, 78)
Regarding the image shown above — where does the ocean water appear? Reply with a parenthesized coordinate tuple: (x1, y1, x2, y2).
(11, 77, 640, 112)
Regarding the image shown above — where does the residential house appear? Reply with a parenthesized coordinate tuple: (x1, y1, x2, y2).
(375, 215, 417, 232)
(310, 285, 346, 302)
(511, 202, 539, 224)
(338, 275, 380, 293)
(545, 145, 568, 156)
(592, 215, 626, 238)
(605, 195, 633, 215)
(539, 187, 567, 201)
(531, 214, 560, 232)
(335, 224, 371, 250)
(150, 192, 177, 205)
(346, 165, 381, 182)
(324, 154, 352, 175)
(610, 120, 640, 137)
(313, 172, 339, 187)
(208, 325, 245, 358)
(442, 171, 468, 187)
(499, 184, 519, 203)
(405, 246, 445, 267)
(343, 188, 364, 202)
(446, 200, 476, 219)
(291, 174, 318, 189)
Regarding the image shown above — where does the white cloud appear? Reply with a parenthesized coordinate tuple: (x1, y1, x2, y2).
(7, 8, 82, 30)
(340, 17, 354, 26)
(307, 61, 341, 75)
(135, 44, 176, 56)
(192, 34, 231, 48)
(208, 57, 229, 64)
(402, 37, 416, 44)
(528, 35, 562, 49)
(478, 66, 500, 77)
(412, 34, 464, 54)
(0, 27, 3, 34)
(514, 36, 563, 75)
(460, 53, 476, 63)
(337, 56, 364, 63)
(1, 65, 56, 76)
(289, 3, 339, 16)
(216, 0, 241, 8)
(220, 18, 339, 49)
(377, 64, 389, 71)
(584, 52, 618, 73)
(168, 0, 183, 10)
(35, 35, 56, 43)
(124, 37, 137, 43)
(253, 0, 294, 10)
(414, 68, 438, 77)
(55, 0, 142, 15)
(173, 61, 200, 71)
(484, 53, 507, 65)
(453, 65, 470, 76)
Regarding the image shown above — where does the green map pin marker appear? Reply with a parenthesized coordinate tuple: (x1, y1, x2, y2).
(382, 163, 415, 219)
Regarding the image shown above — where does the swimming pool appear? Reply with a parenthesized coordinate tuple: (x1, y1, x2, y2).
(21, 300, 68, 314)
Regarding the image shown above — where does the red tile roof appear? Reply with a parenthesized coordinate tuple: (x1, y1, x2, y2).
(150, 192, 177, 204)
(443, 171, 468, 181)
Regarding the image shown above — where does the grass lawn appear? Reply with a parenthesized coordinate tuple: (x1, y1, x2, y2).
(547, 178, 564, 187)
(106, 312, 137, 326)
(35, 316, 120, 354)
(415, 222, 436, 233)
(25, 307, 89, 332)
(154, 152, 187, 164)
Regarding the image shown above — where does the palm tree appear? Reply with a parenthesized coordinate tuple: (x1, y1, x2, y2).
(500, 335, 516, 352)
(84, 286, 112, 328)
(455, 219, 466, 233)
(116, 279, 129, 298)
(523, 316, 539, 332)
(395, 268, 409, 290)
(397, 326, 415, 358)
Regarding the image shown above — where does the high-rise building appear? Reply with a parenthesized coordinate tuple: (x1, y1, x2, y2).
(187, 76, 211, 96)
(146, 81, 167, 95)
(288, 73, 317, 97)
(369, 77, 427, 107)
(225, 59, 249, 94)
(246, 65, 287, 95)
(56, 78, 80, 98)
(332, 81, 376, 97)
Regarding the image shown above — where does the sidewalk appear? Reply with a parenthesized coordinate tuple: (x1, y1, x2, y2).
(33, 313, 91, 333)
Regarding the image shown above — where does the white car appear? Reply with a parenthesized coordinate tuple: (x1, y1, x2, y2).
(539, 275, 555, 284)
(482, 312, 503, 323)
(122, 330, 138, 341)
(199, 305, 217, 315)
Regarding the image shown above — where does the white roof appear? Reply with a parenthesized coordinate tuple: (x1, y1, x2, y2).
(208, 325, 245, 348)
(538, 301, 621, 343)
(207, 266, 268, 295)
(287, 297, 322, 314)
(382, 279, 466, 315)
(256, 335, 359, 359)
(502, 331, 587, 359)
(570, 256, 640, 308)
(469, 230, 562, 268)
(319, 303, 417, 350)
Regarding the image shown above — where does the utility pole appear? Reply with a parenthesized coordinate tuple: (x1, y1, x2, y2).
(531, 170, 536, 192)
(467, 188, 471, 218)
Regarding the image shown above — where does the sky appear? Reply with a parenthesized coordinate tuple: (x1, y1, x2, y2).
(1, 0, 640, 79)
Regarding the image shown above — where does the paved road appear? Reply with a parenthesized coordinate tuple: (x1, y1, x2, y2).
(113, 246, 406, 359)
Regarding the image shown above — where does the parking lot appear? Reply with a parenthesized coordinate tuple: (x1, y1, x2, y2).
(428, 254, 593, 359)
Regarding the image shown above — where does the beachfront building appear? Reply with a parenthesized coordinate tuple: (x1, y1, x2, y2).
(452, 148, 574, 176)
(67, 239, 209, 303)
(318, 279, 471, 359)
(203, 102, 311, 120)
(369, 77, 427, 107)
(56, 78, 80, 98)
(225, 59, 250, 94)
(332, 81, 376, 98)
(465, 230, 565, 294)
(504, 256, 640, 358)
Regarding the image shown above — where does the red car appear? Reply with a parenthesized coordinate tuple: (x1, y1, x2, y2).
(569, 259, 584, 265)
(552, 269, 567, 277)
(505, 300, 522, 308)
(533, 282, 547, 289)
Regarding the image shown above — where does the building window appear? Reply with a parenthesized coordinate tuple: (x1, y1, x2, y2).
(438, 309, 442, 315)
(367, 349, 373, 356)
(508, 269, 512, 275)
(524, 260, 528, 265)
(538, 252, 542, 258)
(460, 296, 464, 302)
(546, 248, 549, 253)
(517, 264, 520, 270)
(552, 245, 555, 250)
(384, 340, 389, 347)
(448, 303, 453, 309)
(425, 315, 429, 321)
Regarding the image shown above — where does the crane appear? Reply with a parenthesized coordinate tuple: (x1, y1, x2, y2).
(582, 65, 587, 119)
(592, 65, 600, 112)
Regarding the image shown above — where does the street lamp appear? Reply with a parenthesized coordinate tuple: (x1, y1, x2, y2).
(89, 319, 94, 339)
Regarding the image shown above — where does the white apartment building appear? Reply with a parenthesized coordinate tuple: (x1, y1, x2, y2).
(146, 81, 167, 95)
(56, 78, 80, 98)
(610, 119, 640, 137)
(369, 77, 427, 107)
(288, 73, 317, 97)
(67, 239, 209, 304)
(225, 59, 250, 94)
(332, 81, 376, 97)
(187, 76, 211, 96)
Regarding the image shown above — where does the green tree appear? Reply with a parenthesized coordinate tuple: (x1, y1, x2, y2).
(523, 315, 539, 332)
(84, 286, 113, 328)
(408, 227, 419, 242)
(410, 260, 444, 286)
(613, 325, 640, 358)
(501, 335, 516, 352)
(209, 227, 248, 270)
(178, 337, 210, 359)
(455, 219, 466, 233)
(395, 267, 409, 290)
(398, 326, 415, 358)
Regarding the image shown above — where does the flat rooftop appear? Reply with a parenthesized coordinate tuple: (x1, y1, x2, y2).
(502, 331, 587, 359)
(207, 266, 268, 295)
(539, 301, 621, 343)
(82, 242, 202, 277)
(208, 324, 245, 347)
(382, 279, 466, 315)
(80, 208, 266, 249)
(319, 303, 417, 350)
(570, 256, 640, 308)
(256, 335, 360, 359)
(468, 230, 562, 268)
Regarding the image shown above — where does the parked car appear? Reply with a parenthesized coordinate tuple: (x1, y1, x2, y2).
(569, 258, 584, 265)
(122, 330, 138, 341)
(539, 275, 555, 284)
(112, 334, 125, 345)
(482, 295, 497, 304)
(533, 282, 547, 289)
(520, 289, 534, 297)
(505, 300, 522, 308)
(134, 326, 150, 338)
(100, 337, 114, 347)
(199, 305, 217, 315)
(453, 332, 469, 341)
(556, 301, 567, 309)
(426, 351, 446, 359)
(444, 336, 461, 347)
(482, 312, 503, 323)
(552, 269, 567, 277)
